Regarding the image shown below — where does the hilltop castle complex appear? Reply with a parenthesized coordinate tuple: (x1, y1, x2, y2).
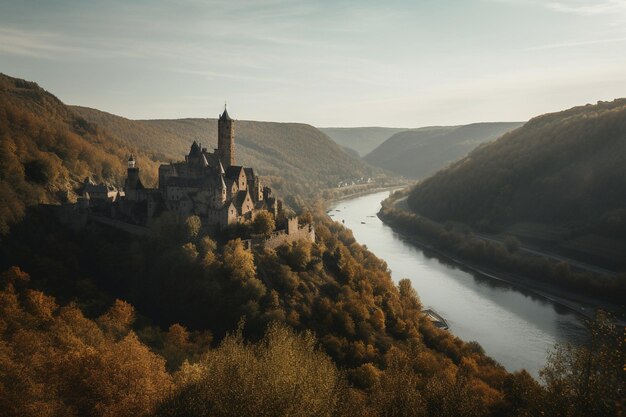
(115, 108, 281, 228)
(70, 108, 315, 247)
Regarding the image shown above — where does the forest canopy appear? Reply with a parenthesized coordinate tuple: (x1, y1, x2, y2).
(407, 99, 626, 269)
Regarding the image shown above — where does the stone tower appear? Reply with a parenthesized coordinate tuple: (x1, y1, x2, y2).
(126, 154, 140, 188)
(125, 154, 144, 200)
(218, 106, 235, 168)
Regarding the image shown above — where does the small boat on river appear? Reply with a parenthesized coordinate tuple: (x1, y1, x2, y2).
(422, 309, 449, 330)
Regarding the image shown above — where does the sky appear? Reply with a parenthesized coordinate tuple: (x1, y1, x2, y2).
(1, 0, 626, 127)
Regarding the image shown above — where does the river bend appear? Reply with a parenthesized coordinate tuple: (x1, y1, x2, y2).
(329, 190, 587, 377)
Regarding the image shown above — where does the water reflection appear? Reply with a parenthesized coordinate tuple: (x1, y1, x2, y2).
(329, 190, 588, 378)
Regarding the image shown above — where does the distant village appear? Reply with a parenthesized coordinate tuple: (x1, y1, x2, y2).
(70, 108, 314, 248)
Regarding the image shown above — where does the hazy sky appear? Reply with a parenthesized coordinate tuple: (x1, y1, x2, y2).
(1, 0, 626, 127)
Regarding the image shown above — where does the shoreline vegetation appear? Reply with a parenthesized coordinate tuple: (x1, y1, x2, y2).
(376, 188, 625, 323)
(321, 182, 410, 206)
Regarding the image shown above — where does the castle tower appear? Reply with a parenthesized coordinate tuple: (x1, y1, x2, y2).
(125, 154, 144, 196)
(126, 154, 139, 187)
(218, 106, 235, 168)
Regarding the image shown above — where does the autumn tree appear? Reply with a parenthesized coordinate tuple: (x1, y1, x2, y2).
(0, 267, 172, 417)
(540, 311, 624, 417)
(252, 211, 275, 237)
(157, 322, 348, 417)
(223, 239, 266, 301)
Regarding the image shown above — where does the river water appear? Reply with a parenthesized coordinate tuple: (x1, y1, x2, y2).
(328, 190, 588, 377)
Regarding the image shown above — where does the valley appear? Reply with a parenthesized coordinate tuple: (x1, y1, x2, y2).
(328, 190, 588, 377)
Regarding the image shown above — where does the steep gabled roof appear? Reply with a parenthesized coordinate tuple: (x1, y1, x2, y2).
(189, 141, 202, 158)
(225, 165, 244, 179)
(244, 167, 255, 179)
(234, 190, 250, 208)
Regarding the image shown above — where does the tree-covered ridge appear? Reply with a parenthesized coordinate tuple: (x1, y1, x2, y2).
(364, 122, 523, 179)
(71, 106, 380, 197)
(1, 71, 622, 416)
(0, 73, 161, 234)
(0, 72, 381, 235)
(1, 203, 542, 416)
(407, 99, 626, 269)
(2, 245, 623, 416)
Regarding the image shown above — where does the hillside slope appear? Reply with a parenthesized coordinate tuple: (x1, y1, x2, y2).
(73, 107, 379, 197)
(319, 127, 407, 156)
(407, 99, 626, 268)
(365, 122, 524, 178)
(0, 72, 380, 234)
(0, 73, 161, 234)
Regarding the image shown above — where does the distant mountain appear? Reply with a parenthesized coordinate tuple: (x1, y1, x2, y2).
(0, 73, 378, 234)
(73, 107, 379, 198)
(407, 99, 626, 269)
(364, 122, 524, 178)
(340, 145, 361, 159)
(319, 127, 407, 157)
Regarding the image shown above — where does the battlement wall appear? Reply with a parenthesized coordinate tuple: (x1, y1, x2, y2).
(243, 222, 315, 250)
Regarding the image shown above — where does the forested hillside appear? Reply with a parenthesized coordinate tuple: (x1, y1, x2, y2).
(319, 127, 407, 156)
(72, 106, 379, 197)
(0, 73, 380, 235)
(408, 99, 626, 269)
(0, 74, 161, 235)
(1, 72, 622, 416)
(5, 204, 621, 417)
(365, 122, 523, 178)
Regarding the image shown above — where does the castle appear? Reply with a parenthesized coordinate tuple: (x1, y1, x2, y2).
(116, 108, 281, 228)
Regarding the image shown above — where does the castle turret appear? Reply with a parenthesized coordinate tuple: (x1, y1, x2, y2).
(218, 106, 235, 168)
(217, 174, 227, 206)
(125, 154, 144, 198)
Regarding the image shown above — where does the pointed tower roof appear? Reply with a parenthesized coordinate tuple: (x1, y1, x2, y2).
(219, 104, 231, 121)
(218, 160, 225, 175)
(128, 154, 135, 162)
(189, 141, 202, 157)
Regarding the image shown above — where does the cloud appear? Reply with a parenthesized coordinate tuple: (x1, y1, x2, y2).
(169, 68, 297, 86)
(486, 0, 626, 16)
(525, 36, 626, 50)
(545, 0, 626, 15)
(0, 28, 88, 59)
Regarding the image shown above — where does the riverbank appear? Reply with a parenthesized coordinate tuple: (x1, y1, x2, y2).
(377, 192, 625, 324)
(324, 184, 407, 206)
(327, 190, 590, 376)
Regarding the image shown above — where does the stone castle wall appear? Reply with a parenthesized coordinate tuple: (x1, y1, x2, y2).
(247, 222, 315, 250)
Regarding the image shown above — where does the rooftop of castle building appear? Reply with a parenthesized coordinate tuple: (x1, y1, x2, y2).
(219, 108, 231, 121)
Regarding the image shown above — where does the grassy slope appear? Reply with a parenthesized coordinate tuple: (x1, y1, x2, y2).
(364, 122, 524, 178)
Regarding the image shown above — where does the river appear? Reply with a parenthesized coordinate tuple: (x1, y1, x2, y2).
(328, 190, 588, 378)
